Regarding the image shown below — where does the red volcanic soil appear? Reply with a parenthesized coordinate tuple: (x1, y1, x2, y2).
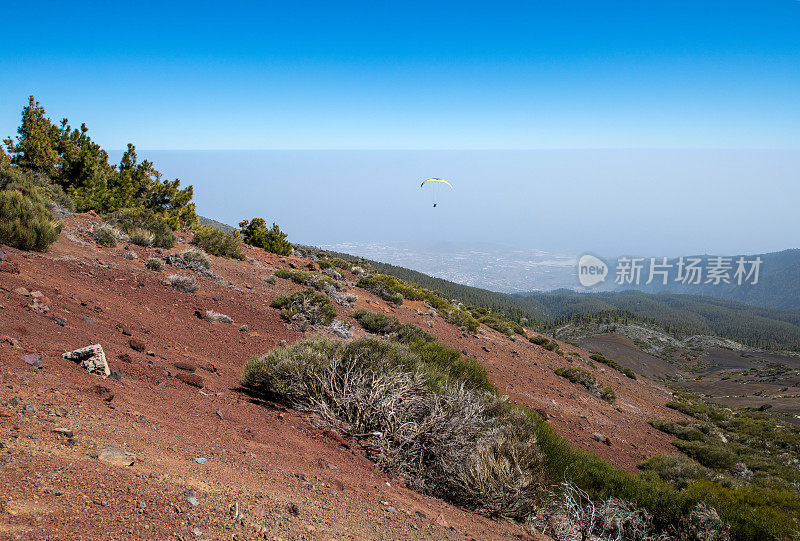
(0, 214, 683, 540)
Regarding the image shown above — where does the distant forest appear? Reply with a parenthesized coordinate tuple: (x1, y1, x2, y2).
(322, 249, 800, 352)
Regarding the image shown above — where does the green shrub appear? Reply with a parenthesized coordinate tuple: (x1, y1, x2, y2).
(554, 367, 615, 404)
(318, 257, 352, 271)
(640, 453, 719, 489)
(238, 218, 292, 255)
(270, 288, 337, 326)
(0, 187, 62, 251)
(355, 274, 480, 332)
(477, 312, 526, 337)
(671, 440, 739, 472)
(600, 386, 616, 404)
(353, 309, 435, 344)
(191, 224, 244, 259)
(179, 249, 211, 270)
(353, 309, 493, 394)
(529, 334, 560, 352)
(356, 275, 405, 304)
(91, 222, 119, 247)
(666, 398, 732, 424)
(411, 340, 494, 394)
(127, 227, 154, 247)
(0, 163, 74, 217)
(145, 257, 163, 271)
(274, 269, 340, 291)
(105, 208, 175, 248)
(590, 353, 637, 380)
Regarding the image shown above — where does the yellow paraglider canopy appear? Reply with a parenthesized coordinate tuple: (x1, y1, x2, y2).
(420, 178, 454, 189)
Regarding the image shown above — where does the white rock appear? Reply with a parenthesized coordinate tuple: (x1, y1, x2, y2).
(62, 344, 110, 377)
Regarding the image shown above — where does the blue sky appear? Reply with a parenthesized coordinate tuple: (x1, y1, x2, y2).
(3, 1, 800, 149)
(3, 2, 800, 260)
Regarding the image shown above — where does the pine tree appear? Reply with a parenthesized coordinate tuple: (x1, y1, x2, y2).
(3, 96, 60, 176)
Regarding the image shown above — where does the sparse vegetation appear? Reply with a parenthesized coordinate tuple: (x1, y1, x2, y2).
(270, 288, 337, 327)
(145, 257, 163, 271)
(105, 207, 176, 248)
(356, 274, 480, 332)
(354, 309, 436, 344)
(356, 275, 405, 304)
(554, 367, 616, 404)
(529, 334, 560, 352)
(92, 223, 119, 247)
(317, 257, 352, 271)
(467, 307, 526, 337)
(274, 269, 341, 291)
(166, 249, 216, 278)
(191, 224, 245, 259)
(590, 353, 637, 379)
(238, 218, 292, 255)
(242, 336, 743, 539)
(243, 337, 549, 519)
(178, 249, 211, 270)
(353, 309, 493, 393)
(651, 394, 800, 493)
(168, 274, 198, 293)
(127, 227, 154, 247)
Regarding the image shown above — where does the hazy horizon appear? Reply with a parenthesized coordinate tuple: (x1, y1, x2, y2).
(110, 149, 800, 258)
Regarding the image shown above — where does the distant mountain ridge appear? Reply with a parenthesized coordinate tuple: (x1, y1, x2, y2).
(198, 216, 237, 234)
(602, 249, 800, 311)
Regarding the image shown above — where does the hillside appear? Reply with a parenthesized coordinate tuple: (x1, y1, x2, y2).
(0, 213, 689, 540)
(3, 98, 799, 539)
(520, 290, 800, 351)
(317, 248, 800, 352)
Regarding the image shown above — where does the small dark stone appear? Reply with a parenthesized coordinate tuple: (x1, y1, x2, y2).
(174, 361, 196, 372)
(22, 353, 43, 369)
(129, 339, 146, 352)
(118, 353, 132, 363)
(109, 368, 122, 381)
(45, 314, 66, 326)
(288, 503, 300, 516)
